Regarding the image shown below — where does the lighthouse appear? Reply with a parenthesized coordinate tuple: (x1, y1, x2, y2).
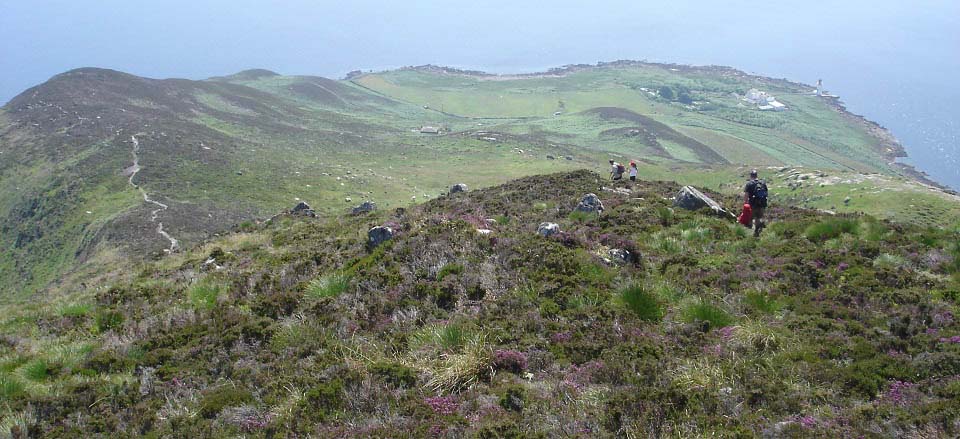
(816, 79, 823, 96)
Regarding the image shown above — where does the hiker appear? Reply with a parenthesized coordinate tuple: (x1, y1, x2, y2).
(609, 159, 625, 181)
(743, 169, 769, 237)
(628, 161, 639, 182)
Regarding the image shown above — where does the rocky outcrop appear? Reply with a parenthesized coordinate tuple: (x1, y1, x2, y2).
(449, 183, 468, 195)
(673, 186, 731, 218)
(290, 201, 316, 217)
(575, 193, 604, 213)
(537, 222, 560, 237)
(368, 226, 394, 248)
(608, 248, 633, 265)
(351, 201, 377, 215)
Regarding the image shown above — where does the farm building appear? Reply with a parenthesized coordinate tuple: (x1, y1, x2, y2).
(745, 88, 787, 111)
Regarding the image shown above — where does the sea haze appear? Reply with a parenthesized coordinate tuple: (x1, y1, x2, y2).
(2, 0, 957, 189)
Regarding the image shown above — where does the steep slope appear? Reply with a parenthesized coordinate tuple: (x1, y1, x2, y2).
(0, 68, 584, 296)
(0, 68, 303, 295)
(1, 171, 958, 437)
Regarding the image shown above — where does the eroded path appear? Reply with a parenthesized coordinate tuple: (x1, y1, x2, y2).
(127, 135, 179, 253)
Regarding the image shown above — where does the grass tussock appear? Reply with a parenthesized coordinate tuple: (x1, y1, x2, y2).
(618, 285, 663, 322)
(0, 410, 36, 438)
(22, 359, 55, 382)
(743, 290, 782, 315)
(682, 300, 734, 330)
(671, 358, 728, 390)
(804, 218, 859, 241)
(0, 374, 26, 399)
(424, 332, 492, 393)
(730, 321, 784, 354)
(412, 321, 474, 353)
(187, 279, 227, 310)
(305, 272, 351, 300)
(56, 303, 92, 318)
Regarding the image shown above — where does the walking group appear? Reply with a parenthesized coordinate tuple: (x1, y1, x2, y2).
(608, 159, 639, 182)
(607, 160, 768, 237)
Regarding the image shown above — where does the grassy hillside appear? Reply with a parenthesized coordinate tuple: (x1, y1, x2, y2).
(0, 69, 583, 296)
(353, 63, 901, 172)
(1, 62, 955, 299)
(1, 171, 959, 437)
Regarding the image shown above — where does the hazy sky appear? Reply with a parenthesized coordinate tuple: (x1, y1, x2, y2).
(2, 0, 959, 187)
(2, 0, 955, 100)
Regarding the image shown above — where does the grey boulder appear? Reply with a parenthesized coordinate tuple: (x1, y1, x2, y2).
(608, 248, 633, 265)
(673, 186, 732, 218)
(368, 226, 394, 248)
(290, 201, 316, 218)
(575, 193, 604, 213)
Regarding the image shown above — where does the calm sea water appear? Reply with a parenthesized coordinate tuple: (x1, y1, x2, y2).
(3, 1, 958, 189)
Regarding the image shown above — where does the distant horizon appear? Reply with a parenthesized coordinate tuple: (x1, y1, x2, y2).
(8, 58, 832, 93)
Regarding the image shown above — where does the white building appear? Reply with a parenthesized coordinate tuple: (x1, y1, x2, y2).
(744, 88, 787, 111)
(744, 88, 771, 104)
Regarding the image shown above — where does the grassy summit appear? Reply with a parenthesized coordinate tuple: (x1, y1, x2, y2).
(1, 171, 959, 436)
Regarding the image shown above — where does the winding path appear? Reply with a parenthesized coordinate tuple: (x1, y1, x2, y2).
(127, 135, 179, 253)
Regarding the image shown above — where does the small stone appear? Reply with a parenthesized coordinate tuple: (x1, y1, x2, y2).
(351, 201, 377, 215)
(449, 183, 468, 194)
(537, 222, 560, 237)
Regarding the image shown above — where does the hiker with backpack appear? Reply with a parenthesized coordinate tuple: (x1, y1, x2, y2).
(628, 161, 639, 182)
(743, 169, 768, 237)
(609, 159, 625, 181)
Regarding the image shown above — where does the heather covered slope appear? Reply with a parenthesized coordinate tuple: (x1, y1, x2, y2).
(2, 171, 959, 437)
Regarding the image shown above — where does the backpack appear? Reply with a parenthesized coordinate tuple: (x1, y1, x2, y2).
(738, 203, 753, 226)
(751, 180, 768, 208)
(616, 164, 625, 174)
